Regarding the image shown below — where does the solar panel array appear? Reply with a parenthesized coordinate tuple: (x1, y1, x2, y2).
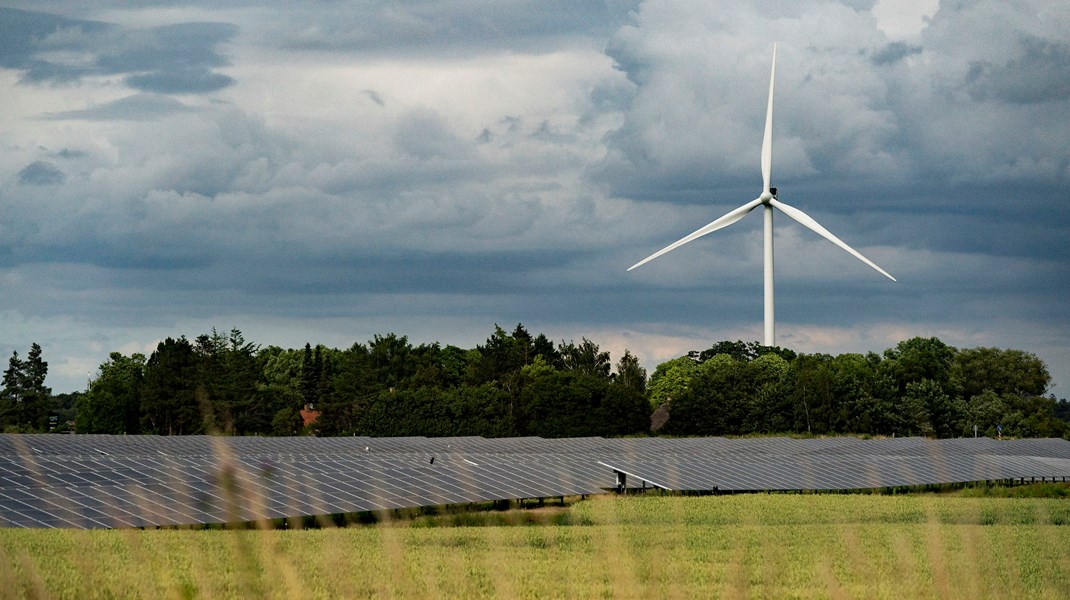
(1, 434, 1068, 529)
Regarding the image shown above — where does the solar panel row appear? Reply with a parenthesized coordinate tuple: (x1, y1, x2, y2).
(1, 434, 1068, 529)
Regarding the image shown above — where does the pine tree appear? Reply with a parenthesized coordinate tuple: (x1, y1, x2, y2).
(1, 344, 51, 431)
(300, 343, 320, 408)
(1, 351, 26, 429)
(24, 343, 50, 429)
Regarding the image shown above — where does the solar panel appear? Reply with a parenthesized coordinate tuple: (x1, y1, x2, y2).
(1, 434, 1069, 528)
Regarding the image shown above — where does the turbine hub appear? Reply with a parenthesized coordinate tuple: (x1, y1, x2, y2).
(759, 191, 773, 203)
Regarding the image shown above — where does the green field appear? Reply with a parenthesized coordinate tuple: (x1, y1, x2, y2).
(2, 493, 1070, 599)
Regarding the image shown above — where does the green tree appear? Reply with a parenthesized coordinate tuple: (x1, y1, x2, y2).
(141, 337, 200, 435)
(952, 347, 1051, 400)
(259, 345, 306, 435)
(448, 383, 516, 437)
(300, 343, 321, 408)
(368, 334, 413, 389)
(884, 337, 956, 392)
(469, 325, 529, 384)
(700, 340, 796, 362)
(1, 351, 28, 430)
(271, 405, 303, 436)
(519, 368, 643, 437)
(742, 353, 791, 434)
(900, 379, 964, 437)
(1015, 395, 1065, 438)
(789, 354, 836, 434)
(79, 352, 145, 434)
(190, 328, 264, 434)
(967, 390, 1013, 437)
(220, 328, 266, 434)
(317, 342, 376, 435)
(826, 352, 899, 435)
(558, 338, 611, 379)
(259, 346, 304, 392)
(24, 344, 50, 422)
(49, 392, 80, 433)
(663, 354, 749, 436)
(1055, 399, 1070, 424)
(613, 350, 647, 396)
(405, 342, 450, 390)
(1, 344, 50, 431)
(438, 345, 470, 388)
(599, 380, 651, 436)
(357, 384, 515, 437)
(648, 356, 700, 410)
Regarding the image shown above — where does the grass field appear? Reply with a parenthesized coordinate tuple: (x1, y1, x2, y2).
(2, 492, 1070, 599)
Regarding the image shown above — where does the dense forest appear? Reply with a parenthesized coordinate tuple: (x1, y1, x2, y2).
(3, 325, 1068, 439)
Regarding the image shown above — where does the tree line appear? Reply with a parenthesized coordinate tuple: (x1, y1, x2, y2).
(70, 325, 649, 438)
(650, 339, 1067, 439)
(3, 328, 1068, 439)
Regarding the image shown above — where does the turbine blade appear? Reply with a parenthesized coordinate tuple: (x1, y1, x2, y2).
(761, 43, 777, 194)
(770, 198, 896, 281)
(628, 198, 764, 271)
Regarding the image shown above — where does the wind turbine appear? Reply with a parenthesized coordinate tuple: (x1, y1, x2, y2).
(627, 43, 895, 347)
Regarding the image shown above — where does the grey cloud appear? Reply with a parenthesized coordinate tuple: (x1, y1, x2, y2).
(598, 0, 1070, 208)
(276, 0, 620, 55)
(17, 161, 65, 185)
(29, 243, 213, 272)
(0, 8, 236, 95)
(95, 22, 234, 72)
(0, 7, 110, 73)
(393, 110, 473, 160)
(965, 36, 1070, 104)
(241, 248, 584, 297)
(44, 94, 195, 120)
(51, 148, 87, 159)
(3, 0, 1068, 397)
(126, 69, 234, 94)
(529, 121, 575, 144)
(98, 22, 237, 93)
(871, 41, 922, 66)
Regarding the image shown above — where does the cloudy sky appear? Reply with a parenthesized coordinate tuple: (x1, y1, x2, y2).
(2, 0, 1068, 395)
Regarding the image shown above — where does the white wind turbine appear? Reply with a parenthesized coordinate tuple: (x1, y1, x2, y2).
(628, 43, 895, 347)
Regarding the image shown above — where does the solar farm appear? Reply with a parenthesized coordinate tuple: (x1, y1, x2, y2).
(2, 434, 1069, 529)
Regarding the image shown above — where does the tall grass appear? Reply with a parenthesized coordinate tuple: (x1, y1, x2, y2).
(2, 494, 1069, 598)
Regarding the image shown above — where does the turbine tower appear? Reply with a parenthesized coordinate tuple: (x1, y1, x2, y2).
(628, 43, 895, 347)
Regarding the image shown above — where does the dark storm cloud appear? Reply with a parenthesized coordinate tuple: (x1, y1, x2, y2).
(965, 35, 1070, 104)
(871, 41, 922, 66)
(0, 7, 110, 76)
(240, 248, 585, 297)
(597, 0, 1070, 220)
(125, 68, 234, 94)
(17, 161, 65, 185)
(9, 243, 213, 271)
(2, 0, 1068, 395)
(0, 7, 236, 94)
(98, 22, 237, 93)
